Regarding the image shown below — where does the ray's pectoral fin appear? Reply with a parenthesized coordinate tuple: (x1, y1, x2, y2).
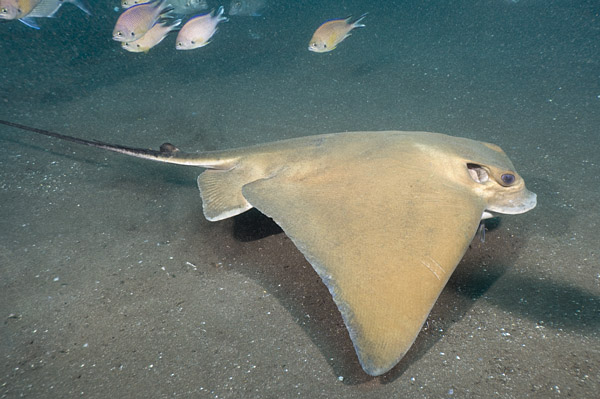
(240, 163, 486, 376)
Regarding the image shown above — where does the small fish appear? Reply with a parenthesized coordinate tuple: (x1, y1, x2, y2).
(121, 19, 181, 53)
(122, 0, 207, 16)
(175, 6, 227, 50)
(16, 0, 90, 29)
(228, 0, 265, 17)
(308, 13, 367, 53)
(0, 0, 42, 20)
(113, 0, 170, 43)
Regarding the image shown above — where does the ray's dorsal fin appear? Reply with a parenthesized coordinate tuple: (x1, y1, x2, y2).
(0, 119, 235, 169)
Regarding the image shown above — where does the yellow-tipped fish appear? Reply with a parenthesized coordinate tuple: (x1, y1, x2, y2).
(121, 19, 181, 53)
(308, 13, 367, 53)
(113, 0, 169, 43)
(175, 6, 227, 50)
(0, 0, 42, 20)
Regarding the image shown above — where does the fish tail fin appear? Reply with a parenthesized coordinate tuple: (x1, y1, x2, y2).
(158, 8, 177, 24)
(155, 18, 182, 34)
(159, 4, 176, 20)
(215, 5, 229, 22)
(352, 12, 368, 28)
(156, 0, 174, 15)
(67, 0, 92, 16)
(18, 17, 40, 29)
(167, 18, 183, 30)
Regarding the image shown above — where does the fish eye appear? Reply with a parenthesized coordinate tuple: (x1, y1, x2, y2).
(131, 32, 136, 37)
(191, 40, 195, 44)
(501, 173, 516, 185)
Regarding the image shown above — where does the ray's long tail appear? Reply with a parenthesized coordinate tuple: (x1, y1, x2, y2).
(0, 119, 235, 169)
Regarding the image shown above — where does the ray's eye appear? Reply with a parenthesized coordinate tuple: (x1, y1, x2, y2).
(501, 173, 516, 185)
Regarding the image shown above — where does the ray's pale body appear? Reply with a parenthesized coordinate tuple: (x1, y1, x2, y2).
(0, 121, 536, 376)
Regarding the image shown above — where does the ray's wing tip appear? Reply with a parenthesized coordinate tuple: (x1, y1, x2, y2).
(353, 341, 409, 376)
(358, 354, 400, 377)
(354, 336, 413, 377)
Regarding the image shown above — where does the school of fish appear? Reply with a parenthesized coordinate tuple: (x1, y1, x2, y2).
(1, 0, 367, 54)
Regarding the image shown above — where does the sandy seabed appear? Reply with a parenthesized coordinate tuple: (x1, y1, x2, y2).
(1, 1, 598, 397)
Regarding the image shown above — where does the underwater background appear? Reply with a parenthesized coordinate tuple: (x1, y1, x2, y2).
(1, 0, 598, 397)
